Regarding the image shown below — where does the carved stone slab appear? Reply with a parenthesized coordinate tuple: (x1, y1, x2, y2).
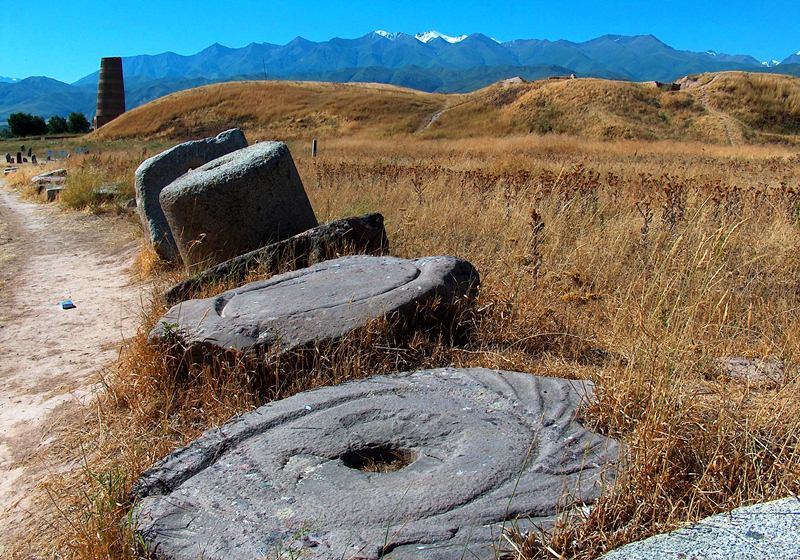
(133, 368, 620, 559)
(150, 255, 479, 354)
(163, 213, 389, 305)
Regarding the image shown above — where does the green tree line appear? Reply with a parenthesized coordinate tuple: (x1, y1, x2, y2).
(2, 112, 90, 138)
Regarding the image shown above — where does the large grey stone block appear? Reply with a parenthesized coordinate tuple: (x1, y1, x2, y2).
(599, 498, 800, 560)
(134, 129, 248, 261)
(132, 367, 620, 560)
(160, 141, 318, 272)
(150, 255, 478, 355)
(163, 213, 389, 305)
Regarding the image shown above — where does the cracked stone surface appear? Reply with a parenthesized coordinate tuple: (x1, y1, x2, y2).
(133, 367, 620, 560)
(149, 255, 479, 354)
(599, 498, 800, 560)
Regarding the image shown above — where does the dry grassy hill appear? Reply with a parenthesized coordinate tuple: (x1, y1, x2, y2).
(95, 72, 800, 145)
(430, 72, 800, 144)
(94, 80, 446, 141)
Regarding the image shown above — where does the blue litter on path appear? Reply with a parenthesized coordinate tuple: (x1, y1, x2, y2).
(60, 299, 76, 310)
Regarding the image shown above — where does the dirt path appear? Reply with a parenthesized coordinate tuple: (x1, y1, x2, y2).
(696, 76, 745, 146)
(0, 185, 142, 553)
(419, 103, 450, 132)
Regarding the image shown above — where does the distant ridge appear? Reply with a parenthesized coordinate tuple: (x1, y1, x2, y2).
(70, 31, 797, 87)
(1, 32, 798, 122)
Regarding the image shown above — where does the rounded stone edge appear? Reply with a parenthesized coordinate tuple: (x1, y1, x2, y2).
(598, 497, 800, 560)
(134, 128, 249, 261)
(157, 141, 289, 207)
(148, 254, 480, 353)
(131, 368, 597, 500)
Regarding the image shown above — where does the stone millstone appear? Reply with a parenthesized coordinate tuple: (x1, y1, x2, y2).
(163, 213, 389, 305)
(135, 129, 248, 261)
(149, 255, 478, 354)
(133, 367, 621, 560)
(160, 141, 318, 272)
(599, 498, 800, 560)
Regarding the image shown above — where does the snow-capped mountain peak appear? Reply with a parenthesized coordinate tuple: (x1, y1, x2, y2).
(415, 30, 468, 44)
(374, 30, 399, 40)
(761, 60, 781, 67)
(706, 50, 718, 56)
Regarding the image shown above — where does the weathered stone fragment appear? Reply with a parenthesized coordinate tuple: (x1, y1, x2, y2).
(163, 213, 389, 305)
(717, 356, 789, 385)
(31, 168, 67, 183)
(133, 367, 620, 560)
(31, 169, 67, 193)
(150, 255, 478, 354)
(160, 141, 318, 271)
(46, 186, 64, 202)
(599, 498, 800, 560)
(134, 129, 248, 261)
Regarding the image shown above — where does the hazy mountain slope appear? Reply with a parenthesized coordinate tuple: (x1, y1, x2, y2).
(72, 32, 771, 88)
(289, 64, 579, 93)
(0, 77, 95, 121)
(570, 35, 764, 82)
(504, 39, 629, 78)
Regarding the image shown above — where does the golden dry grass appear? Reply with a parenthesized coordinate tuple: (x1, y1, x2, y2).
(700, 72, 800, 136)
(14, 131, 798, 560)
(94, 80, 446, 141)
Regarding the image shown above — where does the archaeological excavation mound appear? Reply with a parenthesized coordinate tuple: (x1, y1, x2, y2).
(150, 255, 479, 354)
(133, 368, 620, 559)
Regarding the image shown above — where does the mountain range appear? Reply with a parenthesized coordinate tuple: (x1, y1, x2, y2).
(1, 31, 799, 123)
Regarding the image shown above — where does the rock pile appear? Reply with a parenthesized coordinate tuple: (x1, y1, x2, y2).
(131, 129, 622, 559)
(31, 169, 67, 198)
(133, 368, 620, 560)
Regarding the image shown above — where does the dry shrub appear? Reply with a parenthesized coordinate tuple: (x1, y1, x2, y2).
(58, 153, 138, 212)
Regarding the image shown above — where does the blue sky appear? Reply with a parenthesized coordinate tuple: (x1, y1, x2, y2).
(2, 0, 798, 83)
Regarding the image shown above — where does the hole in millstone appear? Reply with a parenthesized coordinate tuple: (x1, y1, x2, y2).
(339, 446, 419, 473)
